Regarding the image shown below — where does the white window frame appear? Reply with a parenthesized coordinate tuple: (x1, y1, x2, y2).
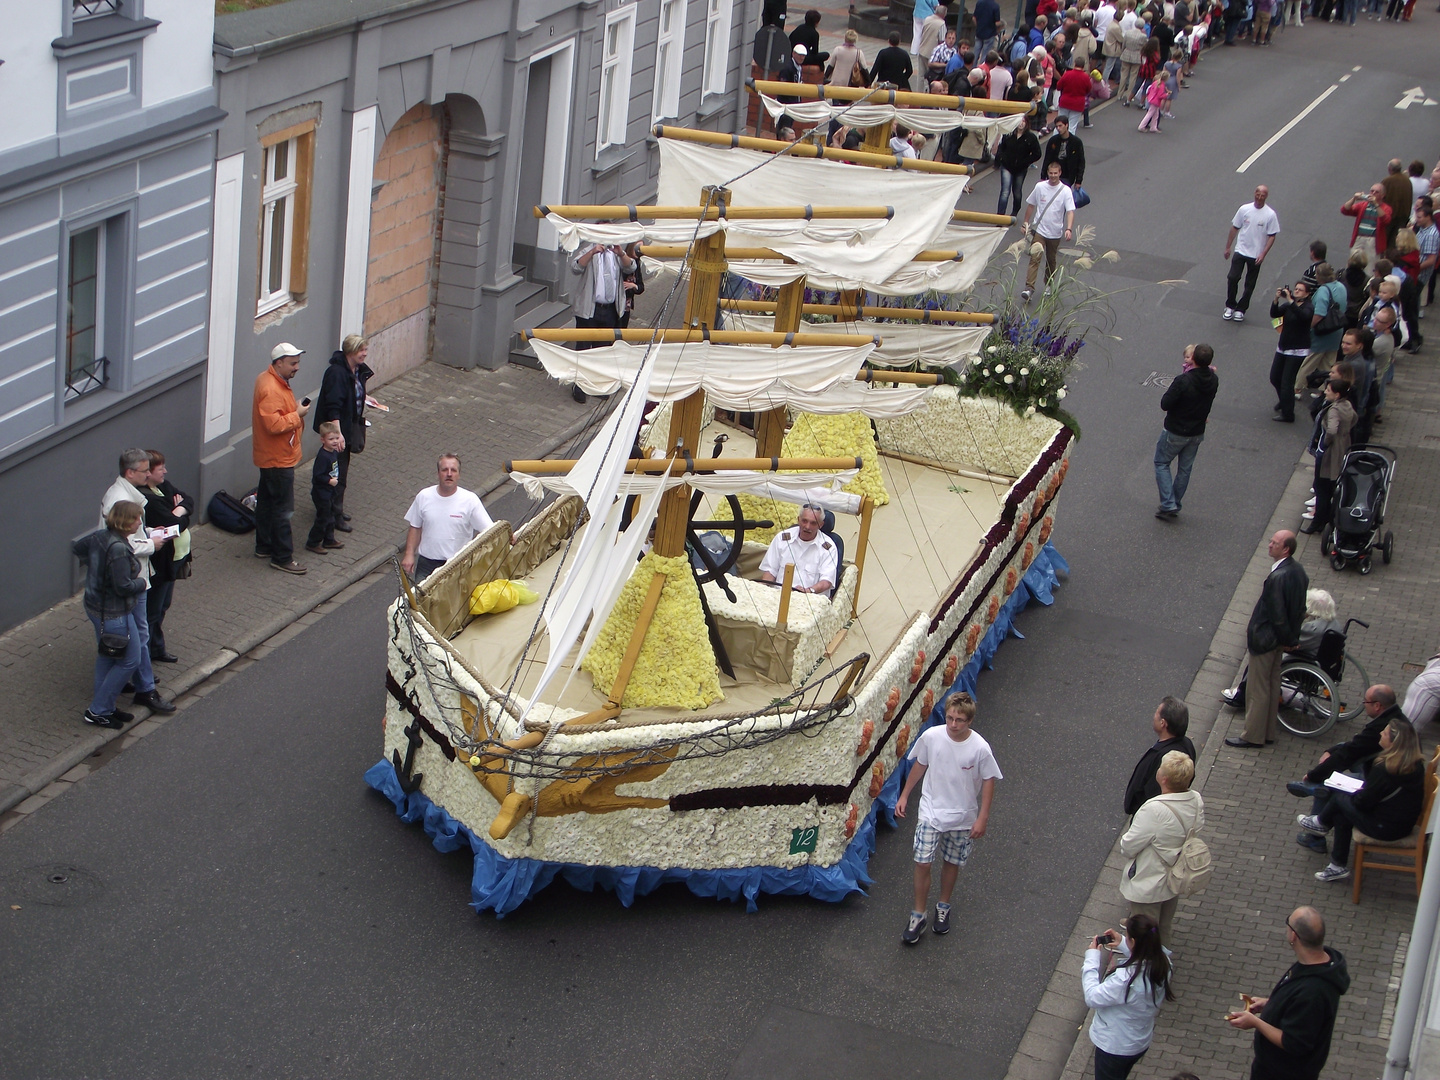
(652, 0, 687, 121)
(701, 0, 733, 99)
(598, 5, 637, 154)
(258, 136, 299, 316)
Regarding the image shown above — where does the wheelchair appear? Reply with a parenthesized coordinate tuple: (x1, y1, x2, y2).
(1277, 618, 1371, 738)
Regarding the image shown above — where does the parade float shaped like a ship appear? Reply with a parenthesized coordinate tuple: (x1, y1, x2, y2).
(367, 84, 1073, 915)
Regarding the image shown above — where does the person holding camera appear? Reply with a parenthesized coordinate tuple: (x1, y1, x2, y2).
(1268, 280, 1313, 422)
(1082, 912, 1175, 1080)
(1118, 750, 1203, 947)
(1341, 185, 1392, 267)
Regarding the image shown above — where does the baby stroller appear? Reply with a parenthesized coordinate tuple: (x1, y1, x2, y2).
(1322, 444, 1396, 576)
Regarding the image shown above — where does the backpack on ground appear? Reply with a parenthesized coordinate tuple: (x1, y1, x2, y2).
(207, 489, 256, 534)
(1159, 800, 1212, 896)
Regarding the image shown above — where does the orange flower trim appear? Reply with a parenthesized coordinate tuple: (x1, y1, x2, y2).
(1039, 515, 1054, 543)
(844, 804, 859, 839)
(922, 688, 935, 715)
(909, 650, 926, 684)
(1023, 541, 1035, 569)
(1058, 459, 1070, 483)
(895, 723, 912, 758)
(965, 624, 982, 655)
(883, 686, 901, 723)
(1045, 475, 1059, 501)
(856, 719, 874, 756)
(869, 762, 885, 798)
(1015, 509, 1030, 536)
(986, 595, 1000, 624)
(1005, 567, 1018, 595)
(943, 654, 958, 684)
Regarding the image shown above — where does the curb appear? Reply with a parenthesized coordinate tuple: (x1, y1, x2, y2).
(1005, 445, 1316, 1080)
(0, 412, 596, 819)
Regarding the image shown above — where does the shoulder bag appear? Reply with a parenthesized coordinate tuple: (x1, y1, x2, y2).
(1159, 800, 1212, 896)
(1313, 283, 1346, 336)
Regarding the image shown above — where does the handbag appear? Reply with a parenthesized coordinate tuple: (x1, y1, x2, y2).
(98, 631, 130, 659)
(1313, 284, 1346, 336)
(1071, 184, 1091, 209)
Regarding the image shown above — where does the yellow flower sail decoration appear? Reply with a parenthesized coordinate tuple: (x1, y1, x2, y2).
(580, 552, 724, 709)
(714, 493, 796, 544)
(783, 412, 889, 506)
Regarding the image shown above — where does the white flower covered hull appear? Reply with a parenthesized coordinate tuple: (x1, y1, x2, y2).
(380, 409, 1073, 885)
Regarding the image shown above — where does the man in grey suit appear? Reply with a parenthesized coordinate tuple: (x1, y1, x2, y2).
(1228, 530, 1309, 748)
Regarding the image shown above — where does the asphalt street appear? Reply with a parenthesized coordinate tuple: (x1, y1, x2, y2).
(2, 21, 1438, 1080)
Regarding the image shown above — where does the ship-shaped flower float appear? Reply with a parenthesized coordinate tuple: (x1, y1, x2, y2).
(367, 82, 1073, 915)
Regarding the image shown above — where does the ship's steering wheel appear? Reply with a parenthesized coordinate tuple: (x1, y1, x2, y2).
(685, 434, 772, 602)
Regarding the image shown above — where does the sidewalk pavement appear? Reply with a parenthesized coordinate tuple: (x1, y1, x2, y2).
(1009, 353, 1440, 1080)
(0, 361, 592, 820)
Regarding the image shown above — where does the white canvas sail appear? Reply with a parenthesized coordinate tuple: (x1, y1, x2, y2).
(655, 140, 967, 282)
(722, 311, 989, 369)
(528, 339, 876, 407)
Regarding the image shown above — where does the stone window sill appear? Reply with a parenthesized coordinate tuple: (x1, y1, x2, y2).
(591, 143, 636, 178)
(53, 15, 160, 58)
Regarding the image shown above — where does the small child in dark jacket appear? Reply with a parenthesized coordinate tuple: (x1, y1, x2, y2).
(305, 421, 344, 554)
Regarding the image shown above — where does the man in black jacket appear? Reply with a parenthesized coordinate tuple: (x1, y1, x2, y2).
(995, 115, 1041, 216)
(313, 333, 374, 532)
(871, 31, 914, 87)
(1229, 530, 1309, 748)
(1155, 342, 1218, 519)
(1288, 686, 1404, 808)
(1040, 117, 1085, 186)
(1123, 696, 1198, 815)
(1229, 906, 1349, 1080)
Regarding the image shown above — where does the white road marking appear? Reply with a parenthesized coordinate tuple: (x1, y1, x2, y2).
(1395, 87, 1439, 109)
(1237, 84, 1340, 173)
(1353, 65, 1363, 71)
(1340, 74, 1351, 82)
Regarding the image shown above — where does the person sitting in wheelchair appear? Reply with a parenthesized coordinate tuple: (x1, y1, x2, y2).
(1221, 589, 1342, 709)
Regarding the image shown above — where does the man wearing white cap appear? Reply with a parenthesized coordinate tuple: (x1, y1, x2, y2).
(252, 342, 311, 574)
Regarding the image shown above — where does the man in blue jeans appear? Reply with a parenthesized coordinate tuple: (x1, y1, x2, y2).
(1155, 343, 1219, 520)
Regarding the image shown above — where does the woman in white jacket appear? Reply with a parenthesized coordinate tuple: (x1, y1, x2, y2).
(1119, 749, 1204, 946)
(1082, 912, 1175, 1080)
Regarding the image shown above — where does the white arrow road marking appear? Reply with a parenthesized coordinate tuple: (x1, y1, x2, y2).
(1395, 87, 1438, 109)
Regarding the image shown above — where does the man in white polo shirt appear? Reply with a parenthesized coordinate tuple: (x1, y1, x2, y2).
(1223, 184, 1281, 323)
(401, 453, 496, 582)
(760, 504, 840, 596)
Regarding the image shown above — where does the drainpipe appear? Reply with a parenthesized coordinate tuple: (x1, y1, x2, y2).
(1382, 818, 1440, 1080)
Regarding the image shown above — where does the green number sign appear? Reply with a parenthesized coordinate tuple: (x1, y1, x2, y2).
(790, 826, 818, 854)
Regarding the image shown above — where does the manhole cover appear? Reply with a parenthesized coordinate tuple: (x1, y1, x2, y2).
(2, 864, 105, 908)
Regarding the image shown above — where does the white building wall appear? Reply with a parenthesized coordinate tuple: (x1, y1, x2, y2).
(142, 0, 215, 108)
(0, 4, 63, 154)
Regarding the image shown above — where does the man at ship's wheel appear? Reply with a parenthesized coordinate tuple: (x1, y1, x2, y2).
(759, 504, 839, 596)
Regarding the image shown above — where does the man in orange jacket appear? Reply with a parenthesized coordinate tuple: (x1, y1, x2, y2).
(252, 343, 312, 574)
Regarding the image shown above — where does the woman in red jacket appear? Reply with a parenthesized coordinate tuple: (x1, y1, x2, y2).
(1055, 63, 1093, 128)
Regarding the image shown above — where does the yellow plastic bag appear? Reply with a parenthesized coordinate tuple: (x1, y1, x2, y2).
(468, 579, 540, 615)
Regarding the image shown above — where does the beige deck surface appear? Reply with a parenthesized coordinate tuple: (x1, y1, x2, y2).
(449, 420, 1007, 723)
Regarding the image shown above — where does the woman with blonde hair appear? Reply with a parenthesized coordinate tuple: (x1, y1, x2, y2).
(1388, 227, 1424, 349)
(1118, 749, 1203, 946)
(1300, 717, 1426, 882)
(825, 29, 869, 87)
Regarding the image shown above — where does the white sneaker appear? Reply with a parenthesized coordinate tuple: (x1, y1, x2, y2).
(1302, 510, 1315, 520)
(1223, 307, 1235, 320)
(1020, 288, 1033, 302)
(1305, 497, 1316, 507)
(1232, 310, 1246, 323)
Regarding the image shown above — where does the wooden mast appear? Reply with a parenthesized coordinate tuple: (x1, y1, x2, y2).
(653, 185, 730, 558)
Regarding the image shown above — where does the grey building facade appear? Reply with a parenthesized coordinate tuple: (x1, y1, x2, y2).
(0, 0, 219, 630)
(202, 0, 757, 508)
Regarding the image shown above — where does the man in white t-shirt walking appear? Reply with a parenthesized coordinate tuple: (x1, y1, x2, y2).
(1020, 161, 1076, 302)
(895, 691, 1003, 944)
(401, 454, 497, 582)
(1223, 184, 1281, 323)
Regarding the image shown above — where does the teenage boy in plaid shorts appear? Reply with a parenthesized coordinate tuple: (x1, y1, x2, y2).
(895, 691, 1002, 944)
